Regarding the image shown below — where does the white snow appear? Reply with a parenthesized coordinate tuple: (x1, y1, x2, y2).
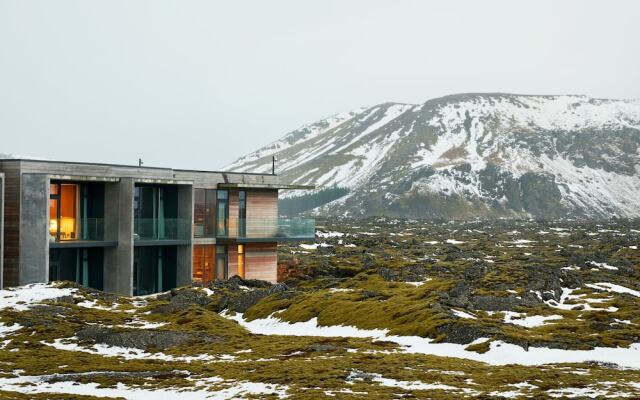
(223, 312, 640, 369)
(446, 239, 465, 245)
(0, 283, 76, 312)
(42, 338, 228, 362)
(404, 278, 432, 287)
(316, 230, 344, 238)
(225, 95, 640, 218)
(452, 310, 477, 319)
(299, 243, 331, 250)
(587, 261, 619, 271)
(545, 287, 618, 312)
(586, 282, 640, 298)
(346, 370, 468, 393)
(0, 323, 22, 335)
(0, 373, 290, 399)
(502, 312, 562, 328)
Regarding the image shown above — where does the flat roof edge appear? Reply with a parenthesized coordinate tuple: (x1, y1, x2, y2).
(0, 158, 276, 177)
(217, 183, 315, 190)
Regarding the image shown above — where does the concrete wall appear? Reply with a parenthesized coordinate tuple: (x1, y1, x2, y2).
(176, 185, 194, 287)
(103, 178, 134, 295)
(19, 174, 49, 285)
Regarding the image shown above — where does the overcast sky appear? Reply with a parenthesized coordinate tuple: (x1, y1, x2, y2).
(1, 1, 639, 170)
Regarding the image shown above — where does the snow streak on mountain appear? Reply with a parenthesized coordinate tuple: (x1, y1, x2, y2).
(226, 94, 640, 219)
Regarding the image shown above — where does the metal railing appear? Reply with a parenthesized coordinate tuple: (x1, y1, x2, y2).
(49, 218, 106, 242)
(215, 217, 315, 240)
(134, 218, 192, 241)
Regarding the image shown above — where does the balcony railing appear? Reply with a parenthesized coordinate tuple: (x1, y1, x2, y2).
(49, 218, 106, 242)
(215, 218, 315, 240)
(134, 218, 192, 241)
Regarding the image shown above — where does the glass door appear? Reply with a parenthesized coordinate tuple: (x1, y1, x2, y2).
(215, 245, 227, 280)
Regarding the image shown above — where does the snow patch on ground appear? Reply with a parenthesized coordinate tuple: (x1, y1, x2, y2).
(0, 283, 76, 312)
(586, 282, 640, 298)
(502, 312, 562, 328)
(0, 373, 290, 399)
(222, 313, 640, 369)
(299, 243, 331, 250)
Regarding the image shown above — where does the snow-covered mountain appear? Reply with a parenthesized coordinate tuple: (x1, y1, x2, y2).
(226, 93, 640, 219)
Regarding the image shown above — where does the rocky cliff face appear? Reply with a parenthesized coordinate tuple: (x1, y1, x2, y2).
(226, 93, 640, 219)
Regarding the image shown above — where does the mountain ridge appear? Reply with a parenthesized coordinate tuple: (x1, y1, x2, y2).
(226, 93, 640, 219)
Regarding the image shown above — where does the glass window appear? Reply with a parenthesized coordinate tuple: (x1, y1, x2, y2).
(205, 190, 216, 237)
(237, 244, 245, 279)
(193, 245, 215, 284)
(49, 185, 59, 241)
(216, 190, 228, 237)
(239, 191, 246, 237)
(49, 182, 78, 241)
(194, 189, 205, 237)
(215, 245, 227, 280)
(59, 184, 78, 240)
(133, 246, 176, 295)
(194, 189, 216, 238)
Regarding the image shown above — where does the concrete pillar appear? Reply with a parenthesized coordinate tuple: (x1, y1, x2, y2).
(176, 184, 193, 287)
(19, 174, 49, 285)
(103, 178, 134, 295)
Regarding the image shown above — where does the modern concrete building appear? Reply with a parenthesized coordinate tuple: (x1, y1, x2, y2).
(0, 159, 314, 295)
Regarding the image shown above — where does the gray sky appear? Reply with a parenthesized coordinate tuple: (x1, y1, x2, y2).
(1, 0, 639, 170)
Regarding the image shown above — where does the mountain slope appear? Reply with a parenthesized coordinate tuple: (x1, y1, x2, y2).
(226, 93, 640, 219)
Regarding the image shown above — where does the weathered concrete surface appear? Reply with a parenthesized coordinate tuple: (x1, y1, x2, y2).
(103, 178, 134, 296)
(176, 185, 193, 287)
(19, 174, 49, 285)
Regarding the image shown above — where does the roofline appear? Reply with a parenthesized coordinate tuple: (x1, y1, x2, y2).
(0, 158, 276, 177)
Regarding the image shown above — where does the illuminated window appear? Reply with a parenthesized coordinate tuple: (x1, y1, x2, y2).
(237, 244, 245, 278)
(49, 183, 78, 241)
(193, 245, 214, 285)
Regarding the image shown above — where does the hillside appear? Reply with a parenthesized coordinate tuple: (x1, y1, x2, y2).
(1, 218, 639, 398)
(226, 93, 640, 219)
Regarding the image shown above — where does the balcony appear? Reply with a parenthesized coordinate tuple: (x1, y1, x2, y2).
(216, 218, 315, 241)
(49, 218, 116, 248)
(134, 218, 192, 243)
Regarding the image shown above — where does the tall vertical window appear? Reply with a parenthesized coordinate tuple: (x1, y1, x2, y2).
(193, 245, 215, 284)
(193, 189, 216, 238)
(194, 189, 205, 236)
(134, 185, 178, 240)
(215, 245, 227, 280)
(133, 246, 177, 295)
(239, 191, 246, 237)
(237, 244, 245, 278)
(49, 184, 59, 240)
(216, 190, 228, 237)
(49, 248, 104, 290)
(49, 183, 78, 241)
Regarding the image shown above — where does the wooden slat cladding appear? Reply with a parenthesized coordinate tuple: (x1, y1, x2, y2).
(245, 242, 277, 283)
(0, 162, 21, 286)
(246, 190, 278, 237)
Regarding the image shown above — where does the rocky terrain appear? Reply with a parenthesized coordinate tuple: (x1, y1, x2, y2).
(1, 219, 639, 398)
(226, 93, 640, 219)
